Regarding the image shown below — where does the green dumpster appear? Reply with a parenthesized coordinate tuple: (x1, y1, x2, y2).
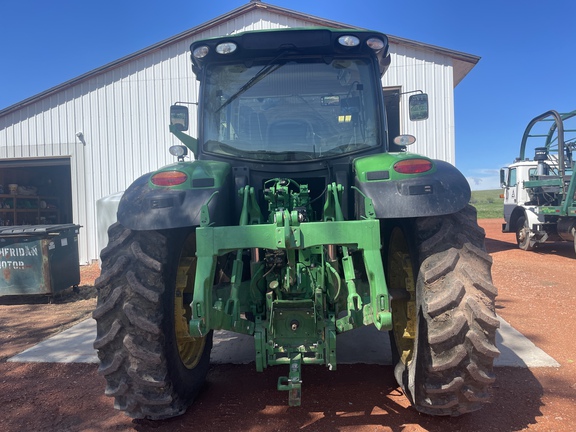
(0, 224, 81, 297)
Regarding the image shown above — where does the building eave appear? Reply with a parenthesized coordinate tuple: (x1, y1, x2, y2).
(0, 1, 479, 117)
(387, 34, 480, 86)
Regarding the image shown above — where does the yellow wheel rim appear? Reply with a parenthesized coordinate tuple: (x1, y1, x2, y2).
(174, 234, 206, 369)
(388, 227, 417, 366)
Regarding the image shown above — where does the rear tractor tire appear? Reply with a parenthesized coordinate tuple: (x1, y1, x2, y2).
(93, 223, 212, 420)
(386, 205, 500, 416)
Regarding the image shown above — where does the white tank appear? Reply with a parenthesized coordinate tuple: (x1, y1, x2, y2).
(96, 191, 124, 265)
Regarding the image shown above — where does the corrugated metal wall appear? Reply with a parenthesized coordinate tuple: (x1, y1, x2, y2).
(0, 8, 456, 264)
(385, 41, 455, 163)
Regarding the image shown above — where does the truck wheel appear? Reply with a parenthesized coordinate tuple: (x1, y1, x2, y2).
(516, 216, 533, 251)
(386, 205, 499, 416)
(93, 223, 212, 420)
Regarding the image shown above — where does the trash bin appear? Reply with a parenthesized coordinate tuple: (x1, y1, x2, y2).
(0, 224, 81, 297)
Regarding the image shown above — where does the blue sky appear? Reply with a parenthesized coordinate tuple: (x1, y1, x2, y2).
(1, 0, 575, 190)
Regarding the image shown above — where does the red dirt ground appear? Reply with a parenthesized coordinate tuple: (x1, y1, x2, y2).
(0, 219, 574, 432)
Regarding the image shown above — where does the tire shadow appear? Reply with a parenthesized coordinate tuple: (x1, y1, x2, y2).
(484, 237, 517, 254)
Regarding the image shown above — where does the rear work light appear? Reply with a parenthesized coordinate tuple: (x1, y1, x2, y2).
(338, 35, 360, 47)
(393, 159, 433, 174)
(151, 171, 188, 186)
(366, 37, 385, 51)
(216, 42, 237, 54)
(193, 45, 209, 59)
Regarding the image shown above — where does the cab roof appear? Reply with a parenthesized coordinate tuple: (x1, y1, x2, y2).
(190, 27, 390, 77)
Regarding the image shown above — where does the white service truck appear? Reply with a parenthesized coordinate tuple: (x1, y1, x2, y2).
(500, 110, 576, 254)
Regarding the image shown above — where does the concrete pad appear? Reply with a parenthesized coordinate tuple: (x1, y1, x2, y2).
(8, 318, 99, 364)
(7, 316, 559, 368)
(495, 316, 560, 367)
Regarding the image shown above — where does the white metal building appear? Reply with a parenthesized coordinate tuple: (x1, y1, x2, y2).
(0, 0, 479, 264)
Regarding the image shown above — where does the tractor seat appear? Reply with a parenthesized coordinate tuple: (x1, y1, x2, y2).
(267, 120, 314, 147)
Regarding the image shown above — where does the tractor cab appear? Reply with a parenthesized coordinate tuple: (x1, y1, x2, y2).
(170, 28, 427, 164)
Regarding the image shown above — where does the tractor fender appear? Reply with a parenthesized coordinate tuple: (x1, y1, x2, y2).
(117, 162, 232, 231)
(354, 159, 471, 219)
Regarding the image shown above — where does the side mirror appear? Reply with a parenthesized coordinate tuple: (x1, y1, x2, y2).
(500, 168, 508, 188)
(409, 94, 428, 121)
(170, 105, 189, 131)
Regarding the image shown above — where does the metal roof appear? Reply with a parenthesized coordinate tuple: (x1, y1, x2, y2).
(0, 0, 479, 117)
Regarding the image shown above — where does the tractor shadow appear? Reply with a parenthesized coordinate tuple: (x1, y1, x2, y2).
(133, 364, 544, 432)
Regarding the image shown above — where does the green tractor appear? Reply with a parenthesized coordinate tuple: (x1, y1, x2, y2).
(94, 28, 499, 420)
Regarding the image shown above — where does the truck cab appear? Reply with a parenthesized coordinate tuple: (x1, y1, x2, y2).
(501, 160, 540, 234)
(501, 109, 576, 251)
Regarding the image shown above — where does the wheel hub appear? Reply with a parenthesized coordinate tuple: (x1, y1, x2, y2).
(174, 250, 206, 369)
(388, 227, 416, 365)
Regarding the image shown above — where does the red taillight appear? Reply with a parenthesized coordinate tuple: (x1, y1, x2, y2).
(151, 171, 188, 186)
(393, 159, 433, 174)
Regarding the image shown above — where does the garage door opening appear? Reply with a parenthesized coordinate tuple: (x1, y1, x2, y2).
(0, 158, 73, 226)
